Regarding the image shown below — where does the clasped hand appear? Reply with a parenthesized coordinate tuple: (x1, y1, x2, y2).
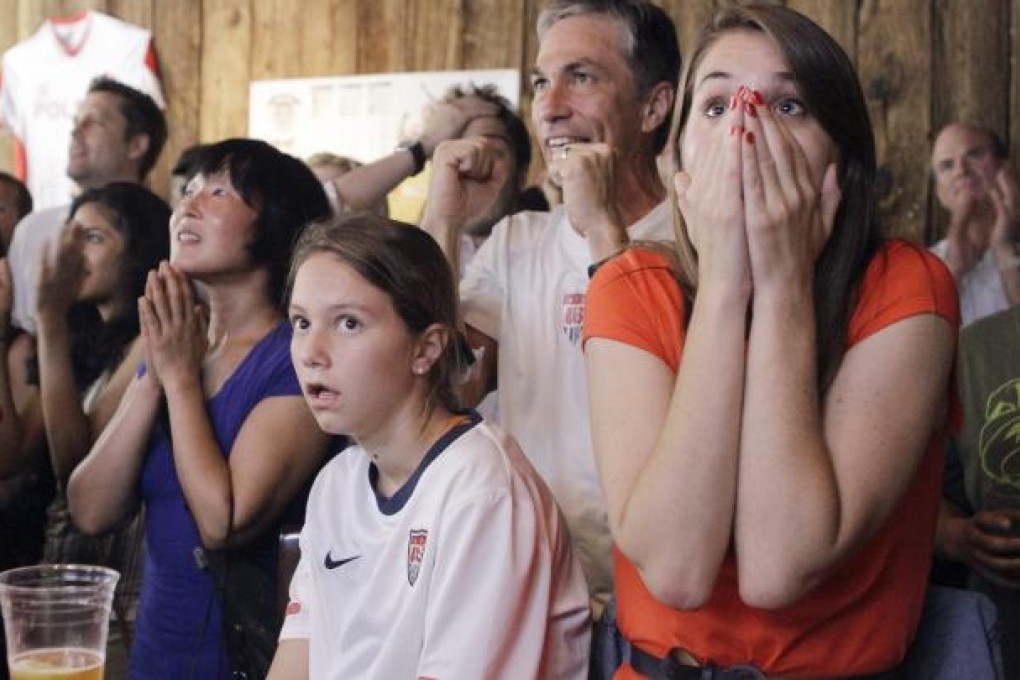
(138, 261, 208, 391)
(675, 86, 841, 293)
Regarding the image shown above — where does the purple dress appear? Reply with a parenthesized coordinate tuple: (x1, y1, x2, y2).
(130, 322, 300, 679)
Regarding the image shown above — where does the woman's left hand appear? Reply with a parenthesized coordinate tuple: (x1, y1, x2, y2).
(36, 225, 87, 322)
(139, 261, 207, 391)
(738, 89, 841, 291)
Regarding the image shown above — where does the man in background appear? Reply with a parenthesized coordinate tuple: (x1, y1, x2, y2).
(420, 0, 680, 619)
(7, 76, 166, 335)
(931, 122, 1020, 326)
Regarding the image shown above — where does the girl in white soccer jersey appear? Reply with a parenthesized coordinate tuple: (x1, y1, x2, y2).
(270, 214, 591, 680)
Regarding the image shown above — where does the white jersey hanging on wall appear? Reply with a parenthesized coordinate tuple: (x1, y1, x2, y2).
(0, 10, 165, 210)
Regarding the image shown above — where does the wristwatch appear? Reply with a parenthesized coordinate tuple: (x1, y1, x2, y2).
(397, 140, 427, 176)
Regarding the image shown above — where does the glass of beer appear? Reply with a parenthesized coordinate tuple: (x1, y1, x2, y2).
(0, 565, 119, 680)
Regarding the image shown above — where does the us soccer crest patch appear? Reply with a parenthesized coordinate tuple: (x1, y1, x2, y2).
(561, 292, 585, 345)
(407, 528, 428, 586)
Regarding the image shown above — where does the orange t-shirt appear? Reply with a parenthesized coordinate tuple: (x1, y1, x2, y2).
(583, 240, 960, 677)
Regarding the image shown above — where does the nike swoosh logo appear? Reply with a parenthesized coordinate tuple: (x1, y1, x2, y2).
(324, 551, 361, 569)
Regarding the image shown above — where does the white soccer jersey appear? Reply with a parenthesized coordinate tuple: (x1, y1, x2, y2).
(458, 202, 673, 614)
(280, 415, 591, 680)
(0, 10, 164, 209)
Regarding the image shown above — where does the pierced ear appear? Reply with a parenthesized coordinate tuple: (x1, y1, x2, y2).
(640, 81, 675, 136)
(413, 323, 450, 375)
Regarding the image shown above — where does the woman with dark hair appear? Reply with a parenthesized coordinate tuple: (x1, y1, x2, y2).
(270, 214, 590, 679)
(583, 5, 959, 677)
(0, 182, 171, 559)
(68, 139, 334, 679)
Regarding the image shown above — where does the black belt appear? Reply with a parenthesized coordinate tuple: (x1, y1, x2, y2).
(627, 643, 766, 680)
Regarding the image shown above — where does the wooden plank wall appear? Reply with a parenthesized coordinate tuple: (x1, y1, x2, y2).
(0, 0, 1015, 242)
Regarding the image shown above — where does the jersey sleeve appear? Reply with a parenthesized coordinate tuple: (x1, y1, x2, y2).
(416, 490, 566, 679)
(278, 533, 312, 641)
(582, 247, 685, 373)
(459, 215, 510, 341)
(849, 241, 960, 346)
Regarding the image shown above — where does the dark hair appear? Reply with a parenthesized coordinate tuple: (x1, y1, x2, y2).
(66, 183, 171, 388)
(538, 0, 681, 152)
(443, 83, 532, 178)
(289, 214, 464, 417)
(87, 76, 167, 179)
(171, 144, 208, 179)
(670, 4, 881, 390)
(0, 171, 33, 221)
(191, 139, 331, 308)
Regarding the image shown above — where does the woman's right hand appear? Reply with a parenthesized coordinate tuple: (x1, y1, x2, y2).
(36, 225, 86, 322)
(674, 86, 751, 294)
(139, 261, 208, 392)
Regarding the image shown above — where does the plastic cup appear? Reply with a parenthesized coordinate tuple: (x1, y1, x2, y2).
(0, 565, 119, 680)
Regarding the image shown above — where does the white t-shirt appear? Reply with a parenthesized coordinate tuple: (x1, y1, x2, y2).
(7, 205, 68, 334)
(931, 239, 1011, 326)
(0, 10, 164, 210)
(459, 202, 673, 612)
(280, 415, 591, 680)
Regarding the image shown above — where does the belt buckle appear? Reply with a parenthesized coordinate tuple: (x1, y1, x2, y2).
(666, 648, 700, 666)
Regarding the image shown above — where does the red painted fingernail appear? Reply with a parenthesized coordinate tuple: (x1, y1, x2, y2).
(745, 131, 755, 144)
(744, 101, 757, 118)
(750, 90, 764, 106)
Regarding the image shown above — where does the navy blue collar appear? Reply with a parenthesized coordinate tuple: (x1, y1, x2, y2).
(369, 410, 482, 515)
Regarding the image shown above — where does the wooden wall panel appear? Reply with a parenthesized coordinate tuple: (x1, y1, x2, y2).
(252, 0, 305, 80)
(659, 0, 716, 65)
(107, 0, 150, 30)
(930, 0, 1009, 241)
(298, 0, 358, 76)
(407, 0, 466, 70)
(152, 0, 202, 199)
(0, 0, 1016, 241)
(461, 0, 525, 69)
(200, 0, 252, 143)
(357, 0, 408, 73)
(788, 0, 858, 61)
(933, 0, 1009, 131)
(858, 0, 932, 240)
(0, 0, 19, 176)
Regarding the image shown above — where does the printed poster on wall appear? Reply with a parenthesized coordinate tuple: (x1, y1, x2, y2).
(249, 69, 520, 223)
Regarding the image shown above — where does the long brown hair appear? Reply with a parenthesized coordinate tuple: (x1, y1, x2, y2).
(669, 4, 882, 390)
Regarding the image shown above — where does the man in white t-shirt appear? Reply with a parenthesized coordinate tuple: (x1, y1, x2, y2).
(0, 10, 164, 211)
(419, 0, 680, 615)
(930, 122, 1020, 326)
(7, 76, 167, 335)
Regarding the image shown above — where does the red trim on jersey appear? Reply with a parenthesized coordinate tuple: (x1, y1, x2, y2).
(47, 10, 91, 57)
(144, 40, 162, 80)
(13, 136, 27, 181)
